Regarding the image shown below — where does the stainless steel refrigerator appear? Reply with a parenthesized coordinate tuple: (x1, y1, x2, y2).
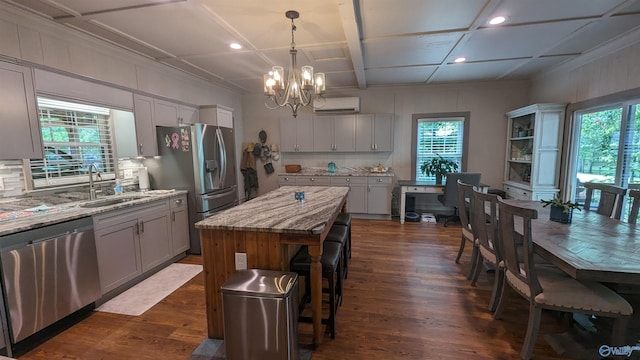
(146, 123, 238, 254)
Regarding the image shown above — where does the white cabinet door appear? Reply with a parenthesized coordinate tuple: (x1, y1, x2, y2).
(0, 62, 42, 159)
(280, 116, 313, 152)
(333, 115, 356, 152)
(94, 218, 141, 295)
(355, 114, 374, 151)
(179, 105, 199, 125)
(349, 183, 368, 213)
(367, 177, 392, 214)
(373, 113, 393, 151)
(170, 196, 190, 254)
(296, 116, 314, 152)
(154, 99, 179, 126)
(139, 205, 172, 272)
(199, 105, 233, 127)
(313, 115, 334, 152)
(133, 94, 157, 156)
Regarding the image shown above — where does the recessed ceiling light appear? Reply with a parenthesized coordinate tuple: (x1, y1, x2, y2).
(454, 57, 466, 63)
(230, 43, 242, 50)
(489, 16, 506, 25)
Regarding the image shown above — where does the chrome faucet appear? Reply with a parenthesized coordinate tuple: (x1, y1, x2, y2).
(88, 163, 102, 200)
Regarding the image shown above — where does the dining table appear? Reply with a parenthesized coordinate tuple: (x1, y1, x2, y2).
(195, 185, 349, 347)
(504, 199, 640, 285)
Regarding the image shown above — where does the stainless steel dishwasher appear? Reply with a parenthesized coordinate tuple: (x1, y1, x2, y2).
(0, 217, 101, 344)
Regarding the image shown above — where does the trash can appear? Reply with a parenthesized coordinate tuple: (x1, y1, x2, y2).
(221, 269, 299, 360)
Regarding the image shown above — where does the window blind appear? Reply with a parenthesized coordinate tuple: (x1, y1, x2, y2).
(415, 118, 464, 182)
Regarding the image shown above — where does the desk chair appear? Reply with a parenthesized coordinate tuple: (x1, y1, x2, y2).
(494, 199, 632, 360)
(628, 189, 640, 224)
(582, 182, 626, 219)
(438, 172, 481, 227)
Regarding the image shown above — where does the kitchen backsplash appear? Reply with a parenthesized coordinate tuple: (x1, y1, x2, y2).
(279, 152, 393, 170)
(0, 159, 145, 198)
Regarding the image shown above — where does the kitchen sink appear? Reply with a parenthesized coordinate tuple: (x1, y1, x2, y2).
(79, 197, 141, 208)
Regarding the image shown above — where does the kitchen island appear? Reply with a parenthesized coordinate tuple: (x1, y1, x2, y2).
(195, 185, 349, 347)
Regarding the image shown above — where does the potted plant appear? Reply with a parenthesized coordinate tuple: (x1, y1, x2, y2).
(540, 194, 582, 224)
(420, 155, 459, 184)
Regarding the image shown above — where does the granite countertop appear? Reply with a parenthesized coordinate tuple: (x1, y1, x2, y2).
(0, 190, 187, 237)
(196, 186, 349, 234)
(280, 167, 394, 177)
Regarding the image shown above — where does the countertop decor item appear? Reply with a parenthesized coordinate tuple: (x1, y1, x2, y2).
(285, 164, 302, 173)
(262, 10, 326, 118)
(420, 155, 459, 184)
(541, 194, 581, 224)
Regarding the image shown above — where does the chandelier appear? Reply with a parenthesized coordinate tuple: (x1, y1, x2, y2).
(263, 10, 325, 118)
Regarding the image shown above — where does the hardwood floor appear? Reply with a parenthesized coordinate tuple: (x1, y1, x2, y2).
(14, 219, 623, 359)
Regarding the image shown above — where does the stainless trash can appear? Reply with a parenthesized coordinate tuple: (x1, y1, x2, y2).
(221, 269, 299, 360)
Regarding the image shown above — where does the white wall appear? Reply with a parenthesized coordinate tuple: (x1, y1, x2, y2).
(242, 80, 531, 195)
(531, 42, 640, 103)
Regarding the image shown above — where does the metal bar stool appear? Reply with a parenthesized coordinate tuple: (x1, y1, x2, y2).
(289, 241, 342, 339)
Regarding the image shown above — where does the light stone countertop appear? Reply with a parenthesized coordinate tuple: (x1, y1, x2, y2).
(279, 167, 394, 177)
(195, 186, 349, 234)
(0, 190, 188, 237)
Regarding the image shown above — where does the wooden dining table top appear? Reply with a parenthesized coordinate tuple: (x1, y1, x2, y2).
(503, 199, 640, 285)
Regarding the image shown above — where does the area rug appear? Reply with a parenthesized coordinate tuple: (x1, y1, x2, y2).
(189, 339, 312, 360)
(95, 263, 202, 316)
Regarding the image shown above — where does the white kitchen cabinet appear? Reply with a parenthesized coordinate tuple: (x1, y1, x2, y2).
(170, 195, 190, 255)
(504, 103, 565, 200)
(133, 94, 158, 157)
(93, 200, 171, 295)
(356, 113, 393, 152)
(200, 105, 233, 128)
(154, 99, 180, 126)
(280, 116, 314, 152)
(313, 115, 356, 152)
(330, 176, 367, 213)
(0, 62, 42, 159)
(179, 105, 199, 125)
(367, 176, 392, 214)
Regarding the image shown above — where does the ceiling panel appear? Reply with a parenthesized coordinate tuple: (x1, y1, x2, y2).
(503, 56, 574, 79)
(360, 0, 487, 38)
(431, 59, 524, 83)
(364, 33, 462, 68)
(184, 52, 269, 81)
(457, 19, 591, 62)
(489, 0, 626, 25)
(324, 71, 358, 88)
(365, 66, 437, 86)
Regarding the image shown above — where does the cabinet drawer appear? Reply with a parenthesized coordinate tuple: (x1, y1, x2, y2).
(170, 195, 187, 210)
(93, 200, 168, 230)
(367, 176, 392, 185)
(504, 184, 531, 200)
(330, 176, 367, 186)
(278, 176, 296, 186)
(296, 176, 331, 186)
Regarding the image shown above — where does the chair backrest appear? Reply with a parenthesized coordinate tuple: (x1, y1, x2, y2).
(628, 189, 640, 225)
(471, 189, 501, 264)
(440, 172, 481, 207)
(582, 182, 626, 219)
(497, 198, 542, 299)
(457, 180, 476, 231)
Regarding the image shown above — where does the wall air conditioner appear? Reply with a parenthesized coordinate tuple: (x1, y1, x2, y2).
(313, 97, 360, 114)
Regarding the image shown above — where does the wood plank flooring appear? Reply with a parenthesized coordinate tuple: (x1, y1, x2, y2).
(13, 219, 627, 359)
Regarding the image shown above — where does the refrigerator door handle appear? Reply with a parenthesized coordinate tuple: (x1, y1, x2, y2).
(217, 128, 227, 189)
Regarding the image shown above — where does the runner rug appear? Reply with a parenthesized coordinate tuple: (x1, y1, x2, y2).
(95, 263, 202, 316)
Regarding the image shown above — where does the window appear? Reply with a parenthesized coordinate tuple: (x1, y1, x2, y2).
(566, 99, 640, 221)
(412, 114, 468, 182)
(30, 98, 116, 188)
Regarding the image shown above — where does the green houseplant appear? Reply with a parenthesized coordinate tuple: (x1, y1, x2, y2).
(540, 194, 581, 224)
(420, 155, 459, 184)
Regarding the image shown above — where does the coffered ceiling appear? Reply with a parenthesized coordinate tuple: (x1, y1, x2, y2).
(5, 0, 640, 93)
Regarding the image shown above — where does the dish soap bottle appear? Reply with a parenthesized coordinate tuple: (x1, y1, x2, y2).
(114, 179, 123, 195)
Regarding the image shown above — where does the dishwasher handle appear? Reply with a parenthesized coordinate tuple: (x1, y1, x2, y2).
(27, 224, 94, 246)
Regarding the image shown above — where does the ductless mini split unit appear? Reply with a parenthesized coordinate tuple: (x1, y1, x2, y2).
(313, 97, 360, 114)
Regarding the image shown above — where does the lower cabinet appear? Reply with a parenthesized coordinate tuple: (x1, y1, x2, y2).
(93, 200, 171, 295)
(367, 177, 392, 214)
(170, 195, 190, 254)
(330, 176, 367, 213)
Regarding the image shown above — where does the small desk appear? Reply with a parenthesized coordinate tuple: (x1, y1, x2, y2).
(398, 180, 444, 224)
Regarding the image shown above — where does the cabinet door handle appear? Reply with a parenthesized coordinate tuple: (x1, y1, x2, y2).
(135, 222, 140, 235)
(174, 198, 183, 205)
(368, 185, 371, 192)
(172, 210, 176, 221)
(310, 178, 315, 182)
(378, 178, 383, 182)
(346, 178, 350, 182)
(140, 220, 144, 234)
(139, 144, 144, 154)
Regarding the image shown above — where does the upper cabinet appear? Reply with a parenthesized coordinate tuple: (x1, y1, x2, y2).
(0, 62, 42, 159)
(280, 116, 314, 152)
(355, 113, 393, 152)
(199, 105, 233, 128)
(313, 115, 356, 152)
(155, 99, 199, 126)
(503, 103, 565, 200)
(133, 94, 157, 157)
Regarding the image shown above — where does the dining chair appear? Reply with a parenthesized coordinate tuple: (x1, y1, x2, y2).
(438, 172, 481, 226)
(494, 198, 632, 360)
(469, 189, 503, 313)
(454, 180, 479, 280)
(628, 189, 640, 225)
(582, 182, 627, 219)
